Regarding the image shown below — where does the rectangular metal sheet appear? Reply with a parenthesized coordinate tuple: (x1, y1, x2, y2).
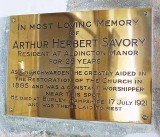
(7, 8, 152, 123)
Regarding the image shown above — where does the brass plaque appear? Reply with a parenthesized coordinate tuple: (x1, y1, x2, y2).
(7, 8, 152, 123)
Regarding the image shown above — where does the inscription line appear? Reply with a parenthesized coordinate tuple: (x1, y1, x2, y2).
(59, 67, 71, 68)
(76, 67, 90, 69)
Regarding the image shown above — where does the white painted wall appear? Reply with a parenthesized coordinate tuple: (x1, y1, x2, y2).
(0, 0, 67, 17)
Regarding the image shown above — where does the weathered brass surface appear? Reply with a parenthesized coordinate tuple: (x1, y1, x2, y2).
(7, 8, 152, 123)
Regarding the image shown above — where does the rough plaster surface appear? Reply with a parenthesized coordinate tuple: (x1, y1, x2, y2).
(0, 0, 160, 136)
